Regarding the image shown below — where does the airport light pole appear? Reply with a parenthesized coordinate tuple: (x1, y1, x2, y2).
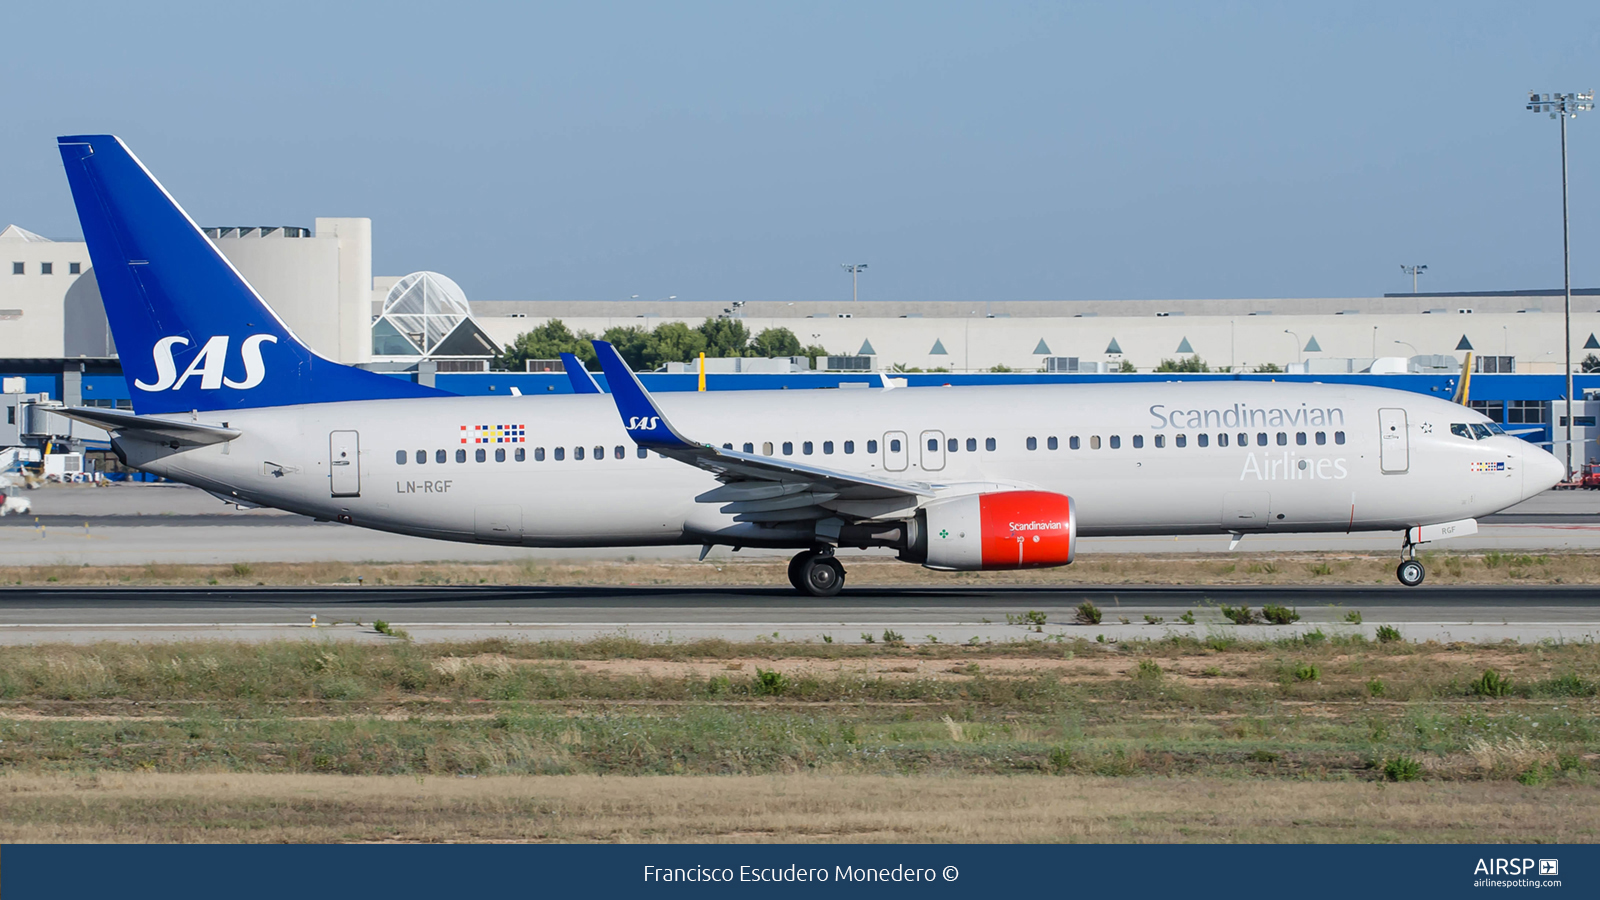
(841, 263, 868, 303)
(1394, 339, 1418, 358)
(1283, 329, 1302, 366)
(1400, 265, 1428, 293)
(1527, 90, 1593, 480)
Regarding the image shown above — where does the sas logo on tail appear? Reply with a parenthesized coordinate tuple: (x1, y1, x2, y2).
(626, 416, 661, 432)
(135, 334, 278, 392)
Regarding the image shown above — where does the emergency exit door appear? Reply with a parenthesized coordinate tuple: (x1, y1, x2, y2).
(329, 430, 361, 497)
(1378, 408, 1408, 474)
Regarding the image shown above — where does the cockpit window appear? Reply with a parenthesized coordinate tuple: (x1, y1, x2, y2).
(1471, 423, 1493, 440)
(1487, 422, 1506, 434)
(1450, 423, 1472, 439)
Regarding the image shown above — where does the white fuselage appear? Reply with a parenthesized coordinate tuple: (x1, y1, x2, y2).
(115, 381, 1562, 550)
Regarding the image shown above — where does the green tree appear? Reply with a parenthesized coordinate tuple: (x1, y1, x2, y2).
(749, 327, 804, 358)
(599, 324, 653, 370)
(1253, 362, 1284, 374)
(1583, 353, 1600, 374)
(988, 364, 1015, 373)
(1117, 359, 1136, 373)
(696, 318, 753, 357)
(496, 319, 595, 371)
(800, 344, 831, 367)
(641, 321, 708, 369)
(1154, 356, 1210, 373)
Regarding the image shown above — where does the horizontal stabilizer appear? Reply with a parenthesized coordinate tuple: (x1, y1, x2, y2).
(52, 407, 239, 446)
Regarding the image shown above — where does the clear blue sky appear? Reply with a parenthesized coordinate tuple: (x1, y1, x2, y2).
(6, 2, 1600, 303)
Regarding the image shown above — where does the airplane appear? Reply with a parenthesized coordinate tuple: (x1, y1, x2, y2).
(51, 135, 1566, 595)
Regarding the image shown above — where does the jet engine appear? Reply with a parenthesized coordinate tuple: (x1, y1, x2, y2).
(900, 490, 1077, 571)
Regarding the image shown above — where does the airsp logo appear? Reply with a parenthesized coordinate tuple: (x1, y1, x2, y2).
(626, 416, 661, 432)
(135, 334, 278, 392)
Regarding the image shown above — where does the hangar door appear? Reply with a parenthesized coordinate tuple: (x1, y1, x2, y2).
(329, 430, 361, 497)
(1378, 408, 1409, 474)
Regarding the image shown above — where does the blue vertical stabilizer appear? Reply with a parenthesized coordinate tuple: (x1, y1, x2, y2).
(57, 135, 449, 414)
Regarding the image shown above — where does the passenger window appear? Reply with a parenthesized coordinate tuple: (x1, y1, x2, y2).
(534, 447, 545, 461)
(1450, 423, 1472, 439)
(1090, 436, 1101, 449)
(1315, 432, 1326, 445)
(396, 450, 406, 464)
(436, 449, 447, 464)
(966, 438, 977, 452)
(824, 441, 834, 454)
(1155, 434, 1166, 448)
(1219, 433, 1229, 447)
(1471, 424, 1492, 440)
(844, 441, 855, 454)
(615, 446, 625, 459)
(594, 446, 603, 460)
(495, 448, 505, 462)
(723, 443, 732, 450)
(554, 447, 565, 461)
(783, 442, 794, 455)
(456, 449, 467, 463)
(1070, 436, 1080, 450)
(1334, 431, 1346, 445)
(1238, 433, 1248, 446)
(1257, 433, 1268, 446)
(1109, 435, 1121, 449)
(867, 440, 879, 453)
(416, 450, 426, 464)
(804, 441, 814, 455)
(1295, 432, 1307, 445)
(515, 448, 526, 462)
(575, 446, 585, 460)
(1132, 435, 1144, 448)
(1047, 436, 1058, 450)
(763, 442, 774, 455)
(637, 447, 648, 458)
(1175, 434, 1186, 448)
(985, 437, 996, 451)
(927, 438, 938, 451)
(743, 442, 754, 453)
(1197, 433, 1208, 447)
(889, 439, 901, 452)
(475, 448, 487, 463)
(1026, 437, 1037, 450)
(1276, 432, 1287, 446)
(947, 438, 958, 452)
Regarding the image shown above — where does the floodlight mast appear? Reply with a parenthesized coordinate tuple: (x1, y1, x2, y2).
(841, 263, 868, 302)
(1527, 90, 1594, 480)
(1400, 264, 1428, 293)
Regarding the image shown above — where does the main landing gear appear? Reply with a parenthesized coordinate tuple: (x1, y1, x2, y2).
(788, 548, 845, 597)
(1396, 540, 1425, 587)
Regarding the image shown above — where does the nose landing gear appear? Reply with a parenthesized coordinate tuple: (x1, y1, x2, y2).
(788, 548, 845, 596)
(1396, 538, 1425, 587)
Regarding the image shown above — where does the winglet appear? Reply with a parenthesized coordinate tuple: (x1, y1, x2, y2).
(559, 353, 603, 394)
(590, 340, 698, 450)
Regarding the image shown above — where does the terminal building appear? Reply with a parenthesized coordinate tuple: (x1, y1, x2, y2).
(5, 215, 1600, 469)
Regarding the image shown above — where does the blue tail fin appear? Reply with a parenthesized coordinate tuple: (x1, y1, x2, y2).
(57, 135, 447, 414)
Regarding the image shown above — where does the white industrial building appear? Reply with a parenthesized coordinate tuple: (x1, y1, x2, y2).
(8, 216, 1600, 376)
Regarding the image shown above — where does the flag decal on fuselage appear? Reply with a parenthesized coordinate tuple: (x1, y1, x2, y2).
(461, 424, 527, 444)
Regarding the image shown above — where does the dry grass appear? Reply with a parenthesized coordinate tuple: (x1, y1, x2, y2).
(0, 772, 1594, 843)
(5, 550, 1600, 586)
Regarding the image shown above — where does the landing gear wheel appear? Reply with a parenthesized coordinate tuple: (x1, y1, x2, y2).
(787, 551, 812, 592)
(800, 555, 845, 597)
(1396, 559, 1425, 587)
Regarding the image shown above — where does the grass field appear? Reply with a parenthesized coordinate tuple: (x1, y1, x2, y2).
(0, 634, 1594, 842)
(3, 549, 1600, 586)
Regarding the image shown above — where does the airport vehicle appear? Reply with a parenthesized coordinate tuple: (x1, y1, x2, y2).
(52, 135, 1566, 594)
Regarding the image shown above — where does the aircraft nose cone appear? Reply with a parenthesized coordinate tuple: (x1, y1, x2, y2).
(1524, 445, 1566, 498)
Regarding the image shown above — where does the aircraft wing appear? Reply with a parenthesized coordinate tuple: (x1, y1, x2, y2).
(591, 340, 933, 523)
(52, 407, 240, 446)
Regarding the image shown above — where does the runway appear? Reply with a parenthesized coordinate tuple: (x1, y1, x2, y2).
(1, 583, 1597, 644)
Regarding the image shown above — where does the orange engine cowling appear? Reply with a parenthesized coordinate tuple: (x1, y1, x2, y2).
(910, 490, 1077, 571)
